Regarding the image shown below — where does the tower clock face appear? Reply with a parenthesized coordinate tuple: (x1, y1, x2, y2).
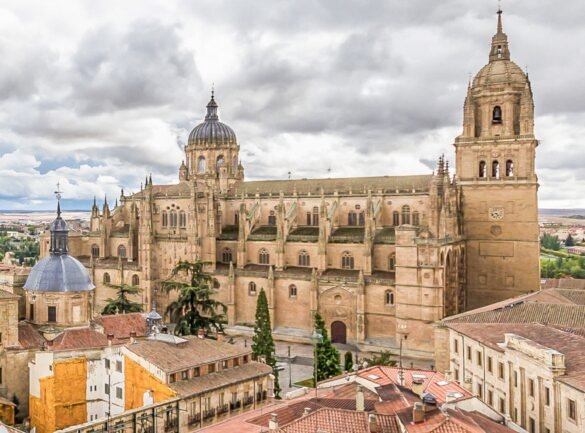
(489, 207, 505, 221)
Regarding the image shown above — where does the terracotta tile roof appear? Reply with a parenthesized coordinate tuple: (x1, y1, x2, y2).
(51, 328, 108, 351)
(446, 323, 585, 392)
(125, 335, 251, 373)
(15, 322, 45, 350)
(94, 313, 148, 344)
(169, 361, 272, 397)
(320, 382, 379, 401)
(552, 288, 585, 305)
(280, 408, 371, 433)
(396, 407, 515, 433)
(356, 366, 472, 405)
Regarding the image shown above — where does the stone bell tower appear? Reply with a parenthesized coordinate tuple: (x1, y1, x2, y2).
(455, 9, 540, 309)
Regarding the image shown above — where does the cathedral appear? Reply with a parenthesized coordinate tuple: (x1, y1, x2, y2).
(40, 10, 540, 357)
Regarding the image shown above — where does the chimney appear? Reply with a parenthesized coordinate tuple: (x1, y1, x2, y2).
(130, 331, 137, 344)
(413, 402, 425, 423)
(197, 328, 206, 339)
(107, 333, 114, 347)
(412, 377, 424, 397)
(216, 330, 225, 342)
(356, 385, 365, 411)
(268, 413, 279, 431)
(368, 414, 379, 433)
(303, 408, 312, 417)
(46, 339, 53, 350)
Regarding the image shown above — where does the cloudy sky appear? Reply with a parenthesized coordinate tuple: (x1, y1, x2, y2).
(0, 0, 584, 210)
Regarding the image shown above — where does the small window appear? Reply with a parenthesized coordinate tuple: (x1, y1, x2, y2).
(466, 346, 472, 361)
(208, 363, 216, 374)
(492, 160, 500, 178)
(388, 254, 396, 271)
(268, 211, 276, 226)
(243, 355, 249, 364)
(487, 356, 492, 373)
(477, 383, 483, 399)
(454, 339, 459, 354)
(498, 362, 505, 379)
(492, 106, 502, 124)
(514, 371, 518, 387)
(179, 211, 187, 228)
(197, 156, 206, 174)
(488, 390, 493, 406)
(235, 212, 239, 226)
(105, 359, 111, 370)
(169, 373, 176, 383)
(477, 351, 482, 367)
(479, 161, 487, 178)
(306, 212, 311, 225)
(529, 417, 535, 433)
(545, 387, 550, 406)
(181, 370, 189, 380)
(348, 211, 357, 226)
(248, 282, 257, 296)
(454, 368, 459, 382)
(506, 160, 514, 177)
(412, 211, 420, 226)
(529, 378, 534, 397)
(384, 290, 394, 306)
(117, 245, 126, 258)
(116, 387, 123, 400)
(105, 383, 110, 395)
(103, 273, 111, 284)
(116, 360, 122, 373)
(341, 252, 354, 270)
(91, 244, 100, 258)
(193, 367, 200, 377)
(222, 248, 233, 264)
(29, 304, 34, 321)
(131, 274, 139, 286)
(162, 211, 168, 227)
(258, 249, 270, 265)
(233, 357, 239, 367)
(47, 306, 57, 323)
(298, 250, 310, 267)
(392, 211, 400, 226)
(216, 155, 225, 172)
(222, 360, 228, 369)
(499, 398, 505, 413)
(312, 207, 319, 226)
(568, 399, 577, 421)
(358, 212, 365, 226)
(401, 205, 410, 225)
(170, 211, 178, 227)
(289, 285, 297, 298)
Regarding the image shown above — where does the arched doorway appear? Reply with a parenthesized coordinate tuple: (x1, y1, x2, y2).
(331, 321, 347, 344)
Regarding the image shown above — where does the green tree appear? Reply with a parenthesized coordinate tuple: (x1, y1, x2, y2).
(363, 350, 397, 367)
(102, 284, 143, 315)
(163, 260, 227, 336)
(251, 288, 281, 399)
(540, 233, 561, 251)
(344, 351, 354, 372)
(314, 313, 341, 382)
(565, 234, 576, 247)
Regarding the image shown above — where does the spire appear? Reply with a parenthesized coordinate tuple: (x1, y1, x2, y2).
(489, 7, 510, 62)
(57, 201, 61, 217)
(205, 87, 219, 121)
(49, 184, 69, 255)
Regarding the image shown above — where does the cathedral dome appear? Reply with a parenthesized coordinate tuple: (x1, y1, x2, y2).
(473, 60, 527, 88)
(188, 92, 237, 146)
(24, 255, 95, 292)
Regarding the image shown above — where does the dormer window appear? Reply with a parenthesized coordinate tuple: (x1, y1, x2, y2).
(492, 106, 502, 124)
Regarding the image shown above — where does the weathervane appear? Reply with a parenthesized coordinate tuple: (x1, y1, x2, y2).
(54, 181, 63, 202)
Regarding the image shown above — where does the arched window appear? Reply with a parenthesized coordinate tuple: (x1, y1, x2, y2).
(492, 106, 502, 124)
(313, 207, 319, 226)
(388, 253, 396, 271)
(131, 274, 139, 286)
(222, 248, 233, 264)
(348, 211, 357, 226)
(162, 211, 168, 227)
(298, 250, 310, 267)
(268, 211, 276, 226)
(385, 290, 395, 306)
(103, 273, 111, 284)
(393, 211, 400, 226)
(341, 252, 354, 270)
(506, 160, 514, 177)
(412, 211, 420, 226)
(170, 211, 178, 227)
(91, 244, 100, 258)
(289, 285, 297, 298)
(479, 161, 487, 178)
(197, 156, 206, 174)
(358, 212, 365, 226)
(248, 282, 257, 296)
(401, 205, 411, 225)
(216, 155, 225, 172)
(117, 245, 126, 258)
(259, 249, 270, 265)
(179, 211, 186, 228)
(492, 160, 500, 178)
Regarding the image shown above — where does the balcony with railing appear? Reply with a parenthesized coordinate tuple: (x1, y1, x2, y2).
(230, 400, 242, 411)
(187, 412, 201, 426)
(217, 404, 229, 416)
(202, 408, 216, 421)
(243, 396, 254, 407)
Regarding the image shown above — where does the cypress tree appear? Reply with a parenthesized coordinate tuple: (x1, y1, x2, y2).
(314, 312, 341, 382)
(252, 288, 281, 398)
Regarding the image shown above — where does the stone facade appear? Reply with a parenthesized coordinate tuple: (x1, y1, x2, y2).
(41, 11, 540, 357)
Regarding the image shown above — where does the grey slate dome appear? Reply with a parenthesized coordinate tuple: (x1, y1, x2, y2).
(23, 202, 95, 293)
(188, 92, 237, 146)
(24, 255, 95, 292)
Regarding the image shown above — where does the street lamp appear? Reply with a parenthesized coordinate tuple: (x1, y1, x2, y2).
(311, 330, 323, 397)
(288, 345, 292, 388)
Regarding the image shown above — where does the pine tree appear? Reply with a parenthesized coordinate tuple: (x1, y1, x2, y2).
(344, 351, 354, 372)
(566, 234, 576, 247)
(314, 312, 341, 382)
(252, 288, 281, 398)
